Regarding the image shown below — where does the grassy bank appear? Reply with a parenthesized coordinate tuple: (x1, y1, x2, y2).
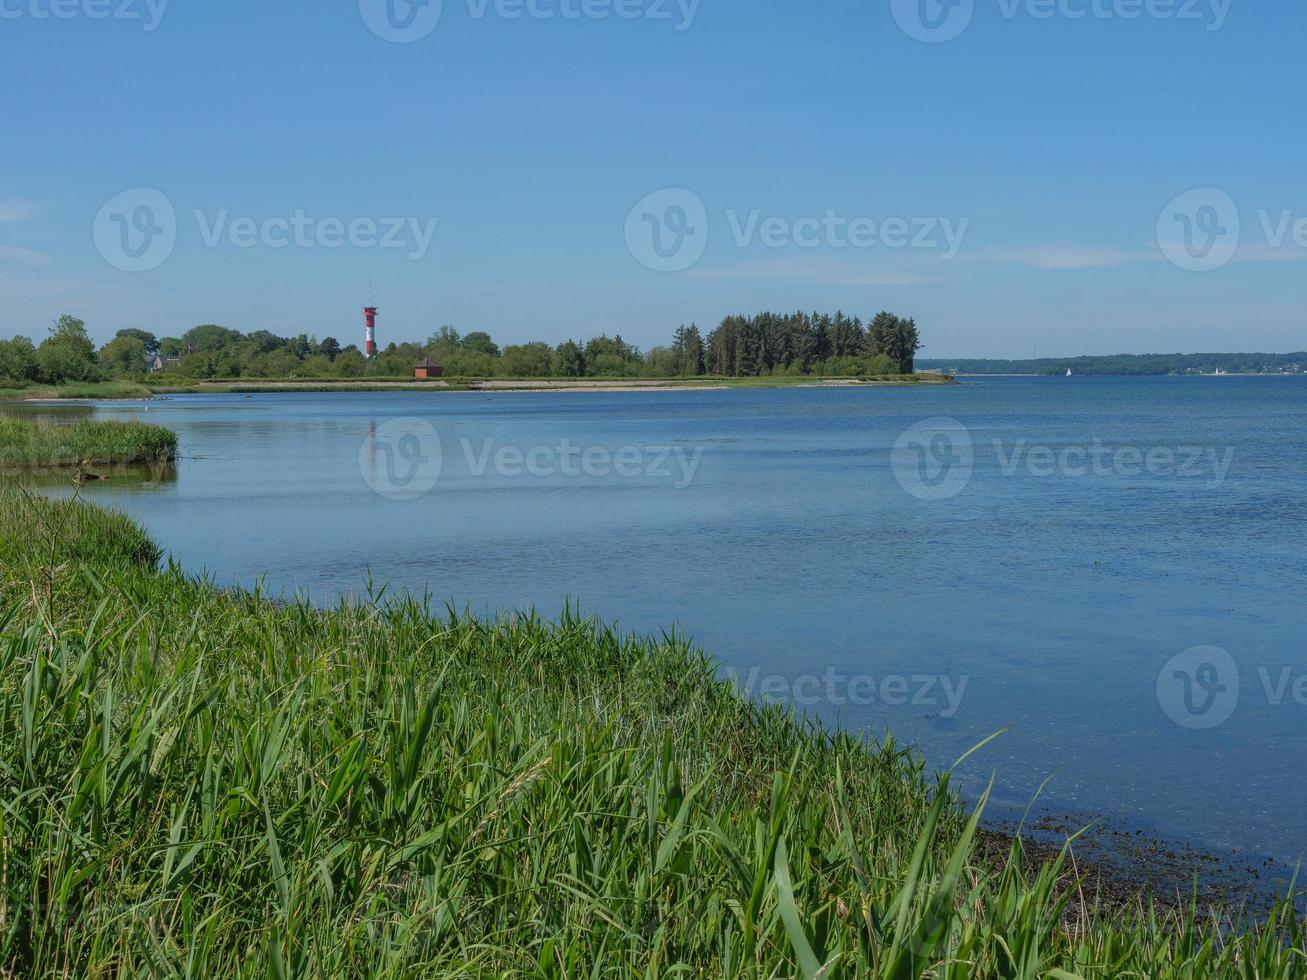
(0, 381, 154, 401)
(0, 416, 178, 470)
(2, 375, 955, 399)
(0, 490, 1303, 976)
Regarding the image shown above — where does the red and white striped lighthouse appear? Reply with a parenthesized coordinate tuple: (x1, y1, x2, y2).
(363, 300, 378, 357)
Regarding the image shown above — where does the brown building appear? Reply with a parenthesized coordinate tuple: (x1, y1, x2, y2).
(414, 358, 444, 380)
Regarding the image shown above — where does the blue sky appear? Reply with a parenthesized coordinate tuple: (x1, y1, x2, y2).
(1, 0, 1304, 356)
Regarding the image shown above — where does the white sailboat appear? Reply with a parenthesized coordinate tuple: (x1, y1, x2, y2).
(1066, 369, 1073, 377)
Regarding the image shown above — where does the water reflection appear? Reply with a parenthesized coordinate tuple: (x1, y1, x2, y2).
(0, 402, 97, 424)
(2, 400, 176, 493)
(6, 460, 178, 494)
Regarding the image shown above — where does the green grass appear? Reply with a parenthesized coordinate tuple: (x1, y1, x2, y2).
(0, 488, 163, 597)
(0, 416, 178, 470)
(0, 490, 1303, 977)
(0, 381, 154, 401)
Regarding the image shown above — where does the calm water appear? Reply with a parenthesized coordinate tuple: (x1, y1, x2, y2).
(9, 377, 1307, 867)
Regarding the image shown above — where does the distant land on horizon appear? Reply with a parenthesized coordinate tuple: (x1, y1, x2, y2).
(917, 353, 1307, 377)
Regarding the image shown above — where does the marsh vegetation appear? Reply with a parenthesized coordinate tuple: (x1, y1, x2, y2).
(0, 483, 1302, 976)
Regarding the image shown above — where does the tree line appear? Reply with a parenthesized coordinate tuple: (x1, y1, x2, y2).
(695, 311, 920, 377)
(0, 310, 923, 386)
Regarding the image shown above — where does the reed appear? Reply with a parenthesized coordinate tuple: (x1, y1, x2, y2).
(0, 381, 154, 402)
(0, 489, 1302, 977)
(0, 416, 177, 470)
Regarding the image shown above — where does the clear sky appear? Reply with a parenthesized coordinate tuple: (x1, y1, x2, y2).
(1, 0, 1304, 357)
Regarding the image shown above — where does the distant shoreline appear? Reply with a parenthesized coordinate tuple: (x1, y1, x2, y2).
(949, 372, 1306, 379)
(189, 375, 956, 395)
(921, 352, 1307, 377)
(0, 374, 955, 400)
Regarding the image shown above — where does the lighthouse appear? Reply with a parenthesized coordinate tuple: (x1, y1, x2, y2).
(363, 298, 378, 357)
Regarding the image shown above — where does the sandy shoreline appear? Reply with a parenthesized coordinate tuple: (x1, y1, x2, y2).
(185, 376, 952, 395)
(461, 380, 727, 392)
(2, 376, 955, 401)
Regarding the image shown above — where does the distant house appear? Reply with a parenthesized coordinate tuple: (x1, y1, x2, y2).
(148, 354, 183, 373)
(414, 358, 444, 380)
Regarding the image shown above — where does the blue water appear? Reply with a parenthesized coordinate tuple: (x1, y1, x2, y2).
(12, 377, 1307, 867)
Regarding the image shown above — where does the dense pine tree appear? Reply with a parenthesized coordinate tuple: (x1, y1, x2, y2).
(701, 309, 919, 377)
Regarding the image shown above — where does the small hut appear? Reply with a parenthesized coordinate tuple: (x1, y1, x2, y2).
(414, 358, 444, 380)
